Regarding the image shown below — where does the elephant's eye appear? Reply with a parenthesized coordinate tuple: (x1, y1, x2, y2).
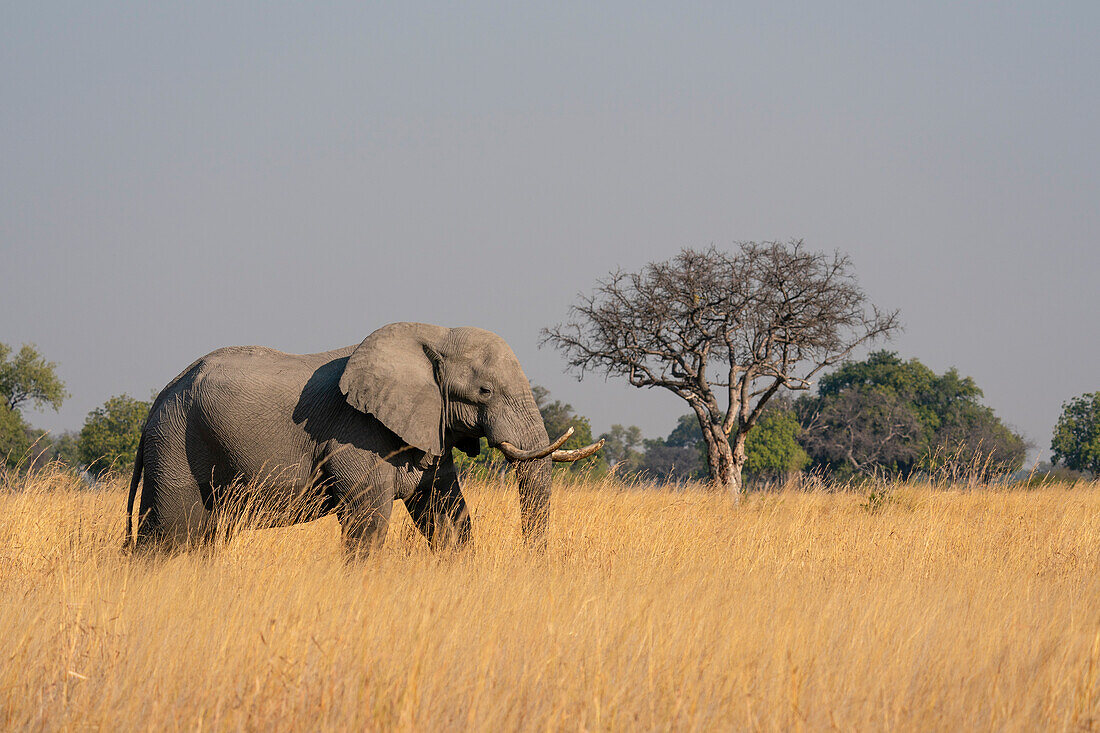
(479, 386, 492, 397)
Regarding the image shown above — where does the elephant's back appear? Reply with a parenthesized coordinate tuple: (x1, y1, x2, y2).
(185, 346, 341, 419)
(198, 344, 352, 370)
(160, 345, 350, 396)
(150, 344, 356, 428)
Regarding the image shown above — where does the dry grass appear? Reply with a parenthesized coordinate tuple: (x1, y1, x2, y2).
(2, 470, 1100, 731)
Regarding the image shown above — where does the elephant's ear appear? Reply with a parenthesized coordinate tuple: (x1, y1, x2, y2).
(339, 322, 449, 458)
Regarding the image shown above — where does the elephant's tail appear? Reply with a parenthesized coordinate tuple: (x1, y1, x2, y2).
(123, 430, 145, 552)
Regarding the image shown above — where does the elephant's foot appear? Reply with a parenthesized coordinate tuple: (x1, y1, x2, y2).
(341, 530, 388, 561)
(128, 516, 220, 557)
(336, 493, 393, 560)
(338, 511, 391, 560)
(425, 510, 471, 553)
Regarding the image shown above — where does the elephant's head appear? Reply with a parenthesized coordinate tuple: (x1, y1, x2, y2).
(338, 322, 602, 545)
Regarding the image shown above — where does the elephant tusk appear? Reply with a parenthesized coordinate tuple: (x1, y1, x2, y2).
(497, 427, 574, 461)
(551, 439, 605, 462)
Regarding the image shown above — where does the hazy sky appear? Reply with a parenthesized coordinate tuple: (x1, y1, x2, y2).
(2, 2, 1097, 460)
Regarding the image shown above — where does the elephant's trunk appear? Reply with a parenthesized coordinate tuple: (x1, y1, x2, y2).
(488, 403, 554, 549)
(489, 394, 604, 550)
(512, 457, 552, 549)
(503, 438, 603, 550)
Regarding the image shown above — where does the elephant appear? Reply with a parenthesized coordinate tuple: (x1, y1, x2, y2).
(124, 322, 602, 556)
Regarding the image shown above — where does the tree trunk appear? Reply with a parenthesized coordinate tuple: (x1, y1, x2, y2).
(690, 407, 743, 496)
(705, 423, 741, 496)
(729, 430, 747, 494)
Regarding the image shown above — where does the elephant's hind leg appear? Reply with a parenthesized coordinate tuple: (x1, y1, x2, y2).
(136, 427, 219, 554)
(134, 475, 217, 554)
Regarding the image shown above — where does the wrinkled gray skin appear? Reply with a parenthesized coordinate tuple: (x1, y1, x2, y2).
(125, 323, 552, 556)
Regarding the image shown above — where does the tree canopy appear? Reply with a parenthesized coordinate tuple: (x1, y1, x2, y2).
(531, 386, 608, 476)
(543, 241, 898, 492)
(0, 342, 67, 469)
(598, 424, 644, 474)
(743, 408, 810, 481)
(0, 404, 30, 469)
(798, 351, 1026, 479)
(1051, 392, 1100, 476)
(0, 343, 68, 412)
(79, 394, 150, 478)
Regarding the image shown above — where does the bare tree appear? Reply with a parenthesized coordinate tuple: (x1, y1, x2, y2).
(542, 241, 899, 493)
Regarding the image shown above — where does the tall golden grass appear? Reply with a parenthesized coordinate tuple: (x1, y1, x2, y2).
(1, 468, 1099, 730)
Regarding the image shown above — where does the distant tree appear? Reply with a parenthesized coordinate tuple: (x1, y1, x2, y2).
(798, 352, 1026, 478)
(1051, 392, 1100, 476)
(637, 439, 704, 483)
(657, 400, 809, 486)
(531, 386, 608, 476)
(1015, 461, 1087, 488)
(43, 430, 83, 467)
(0, 342, 67, 469)
(616, 416, 706, 483)
(815, 349, 941, 400)
(598, 424, 645, 473)
(79, 395, 150, 478)
(927, 401, 1031, 480)
(21, 429, 83, 470)
(543, 241, 898, 494)
(665, 414, 704, 449)
(19, 428, 61, 472)
(0, 342, 68, 412)
(0, 404, 30, 469)
(743, 408, 810, 482)
(798, 387, 923, 477)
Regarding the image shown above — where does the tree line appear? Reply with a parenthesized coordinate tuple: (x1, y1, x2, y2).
(3, 241, 1098, 485)
(2, 340, 1096, 485)
(0, 342, 148, 479)
(595, 350, 1034, 484)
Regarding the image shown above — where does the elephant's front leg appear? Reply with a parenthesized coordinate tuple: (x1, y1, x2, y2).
(404, 454, 471, 552)
(323, 448, 395, 559)
(335, 484, 393, 559)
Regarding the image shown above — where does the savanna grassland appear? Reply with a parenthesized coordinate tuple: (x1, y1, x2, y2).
(2, 471, 1099, 730)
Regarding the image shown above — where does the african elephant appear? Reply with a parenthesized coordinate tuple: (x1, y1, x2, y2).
(124, 322, 601, 556)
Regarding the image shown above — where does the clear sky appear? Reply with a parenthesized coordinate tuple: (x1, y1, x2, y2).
(2, 2, 1097, 460)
